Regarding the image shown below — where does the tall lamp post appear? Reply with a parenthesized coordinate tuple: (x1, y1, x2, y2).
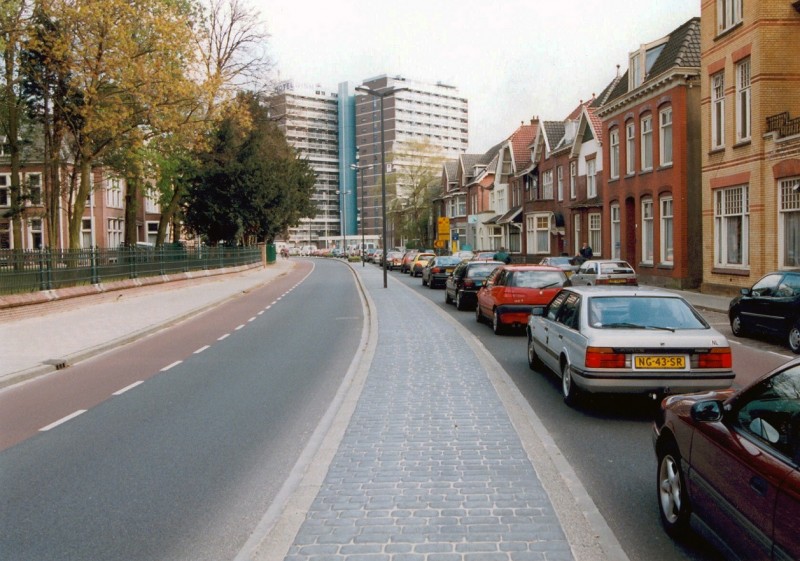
(337, 189, 351, 255)
(350, 160, 369, 268)
(355, 85, 408, 288)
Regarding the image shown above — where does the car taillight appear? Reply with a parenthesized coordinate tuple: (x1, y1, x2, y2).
(463, 279, 475, 288)
(697, 348, 732, 368)
(432, 267, 443, 273)
(626, 278, 637, 285)
(585, 347, 626, 368)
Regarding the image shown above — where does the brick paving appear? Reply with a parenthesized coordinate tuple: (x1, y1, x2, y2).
(283, 265, 573, 561)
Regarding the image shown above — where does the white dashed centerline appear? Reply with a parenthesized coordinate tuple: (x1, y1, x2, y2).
(218, 333, 230, 341)
(235, 324, 245, 331)
(161, 360, 182, 372)
(40, 410, 87, 432)
(194, 345, 210, 354)
(112, 381, 144, 396)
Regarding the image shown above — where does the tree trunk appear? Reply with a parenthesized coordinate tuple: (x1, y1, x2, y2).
(68, 158, 92, 250)
(157, 184, 183, 246)
(124, 175, 139, 246)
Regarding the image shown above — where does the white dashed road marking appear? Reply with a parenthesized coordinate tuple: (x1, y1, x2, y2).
(40, 410, 87, 431)
(112, 381, 143, 396)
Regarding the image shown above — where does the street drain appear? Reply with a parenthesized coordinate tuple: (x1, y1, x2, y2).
(43, 359, 68, 370)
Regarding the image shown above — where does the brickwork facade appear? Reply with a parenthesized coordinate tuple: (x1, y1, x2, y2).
(701, 0, 800, 295)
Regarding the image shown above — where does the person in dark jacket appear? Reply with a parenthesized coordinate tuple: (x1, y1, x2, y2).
(579, 243, 593, 260)
(493, 247, 511, 264)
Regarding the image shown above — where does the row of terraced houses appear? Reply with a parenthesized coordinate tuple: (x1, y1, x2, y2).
(438, 1, 800, 295)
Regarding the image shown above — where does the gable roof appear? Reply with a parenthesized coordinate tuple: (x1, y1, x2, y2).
(505, 122, 538, 172)
(605, 17, 701, 105)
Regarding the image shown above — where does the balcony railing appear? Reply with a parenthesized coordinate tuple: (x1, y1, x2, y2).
(767, 112, 800, 138)
(0, 245, 262, 295)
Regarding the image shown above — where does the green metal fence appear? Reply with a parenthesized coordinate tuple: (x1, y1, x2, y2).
(0, 245, 263, 295)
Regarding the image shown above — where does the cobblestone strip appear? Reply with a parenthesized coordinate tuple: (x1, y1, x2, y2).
(283, 269, 573, 561)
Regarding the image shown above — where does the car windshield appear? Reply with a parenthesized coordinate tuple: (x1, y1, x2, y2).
(547, 257, 572, 266)
(437, 256, 462, 266)
(467, 264, 499, 278)
(510, 270, 565, 288)
(587, 296, 708, 330)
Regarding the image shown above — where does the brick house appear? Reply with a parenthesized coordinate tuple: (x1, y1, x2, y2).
(700, 0, 800, 295)
(464, 143, 504, 251)
(597, 17, 703, 289)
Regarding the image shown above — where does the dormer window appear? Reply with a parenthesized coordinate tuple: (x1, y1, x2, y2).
(628, 38, 668, 90)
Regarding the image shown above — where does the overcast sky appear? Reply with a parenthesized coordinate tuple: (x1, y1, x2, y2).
(254, 0, 700, 153)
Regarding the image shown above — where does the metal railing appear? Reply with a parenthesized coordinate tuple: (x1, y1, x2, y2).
(0, 245, 263, 295)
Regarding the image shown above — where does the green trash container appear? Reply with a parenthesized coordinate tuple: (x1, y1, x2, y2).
(266, 243, 277, 264)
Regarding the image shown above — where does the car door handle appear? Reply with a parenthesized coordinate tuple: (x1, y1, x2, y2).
(749, 476, 768, 497)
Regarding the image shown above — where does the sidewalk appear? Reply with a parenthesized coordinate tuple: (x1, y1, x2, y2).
(0, 259, 295, 388)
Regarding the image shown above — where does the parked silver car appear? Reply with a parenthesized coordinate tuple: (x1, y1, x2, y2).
(567, 259, 637, 286)
(526, 286, 734, 406)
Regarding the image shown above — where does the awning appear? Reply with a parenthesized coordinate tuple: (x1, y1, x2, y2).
(497, 206, 523, 225)
(483, 215, 503, 225)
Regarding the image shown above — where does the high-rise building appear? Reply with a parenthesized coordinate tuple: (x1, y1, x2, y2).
(350, 75, 469, 248)
(269, 81, 340, 249)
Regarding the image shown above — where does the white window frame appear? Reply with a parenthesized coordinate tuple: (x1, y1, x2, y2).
(569, 161, 577, 199)
(107, 217, 124, 248)
(106, 177, 123, 209)
(736, 59, 751, 143)
(588, 212, 602, 257)
(28, 218, 43, 249)
(456, 195, 466, 217)
(714, 185, 749, 268)
(573, 215, 581, 256)
(659, 107, 673, 166)
(81, 218, 92, 249)
(0, 174, 9, 207)
(717, 0, 743, 34)
(0, 219, 10, 249)
(625, 121, 636, 175)
(526, 213, 551, 254)
(610, 204, 621, 259)
(711, 73, 725, 150)
(779, 177, 800, 269)
(26, 173, 42, 206)
(660, 197, 674, 265)
(586, 158, 597, 198)
(557, 166, 563, 201)
(641, 115, 653, 171)
(147, 221, 159, 244)
(642, 198, 654, 264)
(609, 128, 620, 179)
(541, 169, 553, 200)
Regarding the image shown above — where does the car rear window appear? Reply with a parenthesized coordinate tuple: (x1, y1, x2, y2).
(599, 262, 634, 274)
(466, 264, 499, 278)
(588, 296, 707, 330)
(510, 270, 565, 288)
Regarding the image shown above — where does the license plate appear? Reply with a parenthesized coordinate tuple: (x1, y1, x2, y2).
(634, 356, 686, 369)
(608, 278, 626, 284)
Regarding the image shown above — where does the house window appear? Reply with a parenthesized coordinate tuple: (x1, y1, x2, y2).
(586, 158, 597, 198)
(0, 174, 9, 206)
(610, 204, 621, 259)
(717, 0, 743, 34)
(107, 178, 123, 209)
(588, 213, 601, 257)
(28, 218, 43, 249)
(660, 197, 674, 264)
(641, 115, 653, 171)
(541, 170, 553, 200)
(659, 108, 673, 166)
(147, 221, 159, 244)
(26, 173, 42, 205)
(715, 185, 749, 267)
(642, 199, 654, 264)
(573, 215, 581, 255)
(490, 226, 502, 250)
(557, 166, 563, 201)
(0, 219, 10, 248)
(527, 213, 551, 254)
(711, 73, 725, 150)
(736, 59, 751, 143)
(609, 128, 620, 179)
(456, 195, 466, 216)
(81, 218, 93, 248)
(625, 121, 636, 175)
(780, 178, 800, 268)
(145, 190, 159, 214)
(470, 192, 477, 213)
(570, 161, 577, 199)
(107, 218, 124, 247)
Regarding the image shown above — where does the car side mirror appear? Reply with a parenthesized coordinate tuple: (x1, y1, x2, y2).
(690, 400, 723, 423)
(740, 287, 750, 296)
(530, 306, 545, 317)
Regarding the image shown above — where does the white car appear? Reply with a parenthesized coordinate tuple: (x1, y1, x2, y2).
(526, 286, 734, 406)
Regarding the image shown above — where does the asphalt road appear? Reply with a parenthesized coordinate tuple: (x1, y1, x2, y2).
(0, 259, 363, 561)
(392, 264, 793, 561)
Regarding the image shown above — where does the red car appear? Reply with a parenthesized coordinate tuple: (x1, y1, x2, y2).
(474, 265, 568, 334)
(653, 359, 800, 560)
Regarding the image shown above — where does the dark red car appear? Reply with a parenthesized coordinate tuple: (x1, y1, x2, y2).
(474, 265, 567, 334)
(653, 359, 800, 560)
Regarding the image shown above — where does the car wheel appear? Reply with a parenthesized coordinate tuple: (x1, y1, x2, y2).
(730, 312, 746, 337)
(788, 323, 800, 354)
(493, 310, 505, 335)
(456, 291, 466, 311)
(561, 361, 580, 406)
(657, 442, 691, 537)
(527, 334, 540, 370)
(428, 278, 435, 289)
(445, 290, 453, 304)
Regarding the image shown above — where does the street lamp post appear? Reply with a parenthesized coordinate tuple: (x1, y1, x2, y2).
(355, 85, 408, 288)
(350, 161, 369, 268)
(337, 189, 351, 256)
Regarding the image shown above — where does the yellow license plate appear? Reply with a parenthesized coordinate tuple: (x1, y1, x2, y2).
(608, 278, 627, 284)
(634, 356, 686, 369)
